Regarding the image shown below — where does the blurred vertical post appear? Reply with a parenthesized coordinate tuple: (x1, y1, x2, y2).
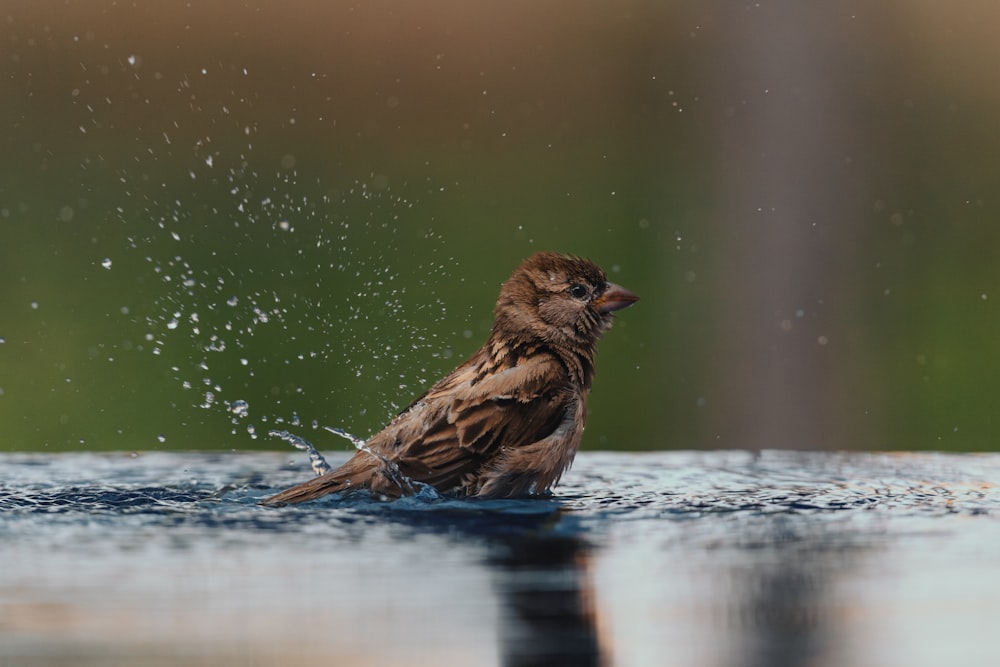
(697, 5, 872, 449)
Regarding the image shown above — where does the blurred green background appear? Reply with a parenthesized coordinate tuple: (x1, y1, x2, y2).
(2, 1, 999, 452)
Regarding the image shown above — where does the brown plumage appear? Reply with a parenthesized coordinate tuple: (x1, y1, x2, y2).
(261, 251, 638, 505)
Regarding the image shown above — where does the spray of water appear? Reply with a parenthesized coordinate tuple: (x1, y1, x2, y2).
(126, 157, 453, 448)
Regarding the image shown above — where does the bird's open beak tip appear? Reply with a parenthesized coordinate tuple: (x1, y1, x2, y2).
(596, 283, 639, 314)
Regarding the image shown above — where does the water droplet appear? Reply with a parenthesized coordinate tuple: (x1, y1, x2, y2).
(101, 258, 113, 270)
(157, 434, 166, 443)
(226, 296, 239, 307)
(166, 317, 179, 330)
(230, 399, 250, 418)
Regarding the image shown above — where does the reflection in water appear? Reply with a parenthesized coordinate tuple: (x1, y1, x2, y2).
(489, 532, 600, 667)
(3, 451, 1000, 666)
(741, 557, 830, 667)
(371, 503, 602, 666)
(595, 512, 879, 667)
(730, 524, 859, 667)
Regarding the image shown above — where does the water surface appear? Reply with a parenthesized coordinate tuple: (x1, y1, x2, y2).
(2, 450, 1000, 666)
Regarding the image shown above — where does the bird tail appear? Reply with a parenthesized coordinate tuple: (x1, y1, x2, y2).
(260, 454, 377, 505)
(260, 449, 420, 505)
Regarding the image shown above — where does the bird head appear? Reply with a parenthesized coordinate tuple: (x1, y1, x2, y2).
(493, 251, 639, 350)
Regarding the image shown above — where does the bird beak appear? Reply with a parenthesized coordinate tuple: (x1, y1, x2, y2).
(595, 282, 639, 314)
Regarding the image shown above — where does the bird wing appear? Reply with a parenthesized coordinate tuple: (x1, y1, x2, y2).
(373, 351, 570, 493)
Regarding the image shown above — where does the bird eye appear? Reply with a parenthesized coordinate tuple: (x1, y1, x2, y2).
(569, 283, 589, 299)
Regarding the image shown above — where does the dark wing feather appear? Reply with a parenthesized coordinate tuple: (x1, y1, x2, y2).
(390, 352, 569, 493)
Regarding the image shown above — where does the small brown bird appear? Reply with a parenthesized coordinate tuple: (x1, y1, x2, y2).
(262, 251, 638, 504)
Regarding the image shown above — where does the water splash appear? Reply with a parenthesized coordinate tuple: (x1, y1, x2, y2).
(324, 425, 366, 450)
(229, 400, 250, 419)
(126, 170, 453, 446)
(268, 429, 332, 476)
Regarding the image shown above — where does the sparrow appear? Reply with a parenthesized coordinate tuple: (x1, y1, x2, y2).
(262, 251, 638, 505)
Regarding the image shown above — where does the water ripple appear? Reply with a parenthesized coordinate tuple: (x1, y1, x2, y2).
(1, 451, 998, 528)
